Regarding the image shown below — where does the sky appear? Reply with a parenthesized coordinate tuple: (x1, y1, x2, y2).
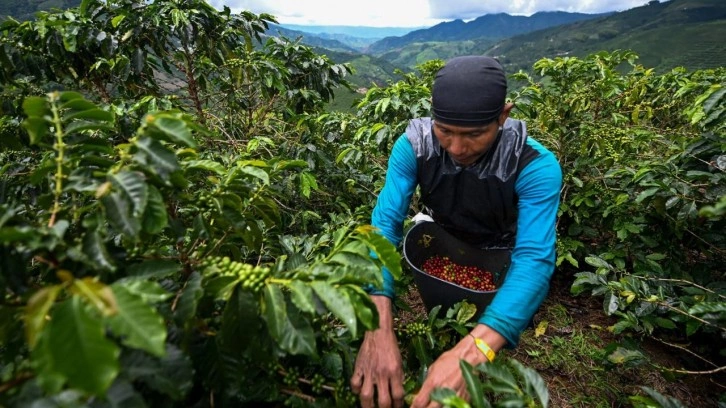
(207, 0, 662, 27)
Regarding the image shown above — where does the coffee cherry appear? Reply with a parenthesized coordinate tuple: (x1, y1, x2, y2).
(421, 256, 496, 291)
(202, 256, 271, 293)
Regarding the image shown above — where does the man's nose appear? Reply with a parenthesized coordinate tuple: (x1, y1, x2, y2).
(447, 136, 466, 156)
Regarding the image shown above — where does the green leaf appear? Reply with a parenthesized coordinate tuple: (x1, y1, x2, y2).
(220, 285, 262, 351)
(107, 285, 166, 357)
(510, 359, 549, 407)
(185, 159, 225, 175)
(22, 117, 49, 145)
(262, 284, 316, 355)
(311, 281, 358, 337)
(688, 302, 726, 316)
(585, 256, 612, 270)
(25, 285, 62, 349)
(47, 297, 120, 395)
(151, 115, 197, 148)
(115, 280, 171, 303)
(102, 191, 141, 239)
(109, 171, 148, 217)
(127, 259, 180, 279)
(122, 346, 193, 400)
(321, 352, 343, 379)
(238, 165, 270, 184)
(299, 171, 318, 198)
(460, 360, 485, 408)
(346, 286, 379, 330)
(635, 187, 659, 203)
(134, 137, 180, 179)
(288, 280, 317, 314)
(355, 225, 402, 279)
(174, 272, 203, 326)
(64, 108, 114, 123)
(23, 96, 50, 118)
(607, 346, 645, 365)
(82, 230, 117, 272)
(142, 185, 168, 234)
(456, 302, 478, 323)
(105, 380, 148, 408)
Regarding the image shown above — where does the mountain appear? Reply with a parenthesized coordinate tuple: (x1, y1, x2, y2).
(266, 24, 358, 53)
(367, 11, 611, 53)
(0, 0, 81, 21)
(279, 24, 424, 39)
(484, 0, 726, 73)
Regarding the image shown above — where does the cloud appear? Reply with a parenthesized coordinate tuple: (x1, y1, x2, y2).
(210, 0, 439, 27)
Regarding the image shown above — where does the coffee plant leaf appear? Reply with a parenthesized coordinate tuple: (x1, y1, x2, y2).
(24, 285, 62, 349)
(102, 191, 141, 239)
(114, 280, 171, 304)
(147, 114, 198, 148)
(221, 285, 263, 352)
(108, 171, 148, 218)
(184, 159, 226, 175)
(141, 185, 168, 234)
(121, 346, 193, 400)
(46, 297, 120, 395)
(510, 358, 549, 408)
(346, 285, 379, 330)
(354, 225, 402, 280)
(104, 379, 148, 408)
(310, 281, 358, 337)
(262, 284, 316, 355)
(126, 259, 180, 279)
(133, 137, 180, 179)
(173, 272, 203, 326)
(429, 388, 469, 408)
(108, 285, 167, 357)
(288, 280, 317, 315)
(459, 360, 486, 408)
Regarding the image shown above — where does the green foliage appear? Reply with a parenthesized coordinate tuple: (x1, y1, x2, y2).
(514, 50, 725, 386)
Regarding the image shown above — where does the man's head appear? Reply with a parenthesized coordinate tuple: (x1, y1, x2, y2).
(432, 56, 507, 127)
(431, 56, 513, 166)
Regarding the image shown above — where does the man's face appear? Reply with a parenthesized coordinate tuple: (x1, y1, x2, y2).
(432, 120, 500, 167)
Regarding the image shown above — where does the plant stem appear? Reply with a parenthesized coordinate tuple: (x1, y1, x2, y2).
(48, 92, 65, 228)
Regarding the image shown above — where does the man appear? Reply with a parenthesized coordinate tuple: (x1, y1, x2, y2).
(350, 56, 562, 408)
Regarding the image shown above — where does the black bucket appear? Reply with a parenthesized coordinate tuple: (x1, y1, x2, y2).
(403, 221, 511, 317)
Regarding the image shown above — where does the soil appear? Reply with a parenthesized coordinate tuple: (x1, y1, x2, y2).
(394, 271, 726, 407)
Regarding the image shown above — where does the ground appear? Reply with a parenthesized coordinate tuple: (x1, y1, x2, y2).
(395, 271, 726, 407)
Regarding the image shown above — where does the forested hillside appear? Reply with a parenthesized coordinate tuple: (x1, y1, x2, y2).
(0, 1, 724, 407)
(487, 0, 726, 73)
(0, 0, 81, 20)
(367, 11, 609, 53)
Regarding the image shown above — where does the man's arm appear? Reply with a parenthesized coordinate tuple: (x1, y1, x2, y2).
(477, 137, 563, 346)
(369, 135, 418, 297)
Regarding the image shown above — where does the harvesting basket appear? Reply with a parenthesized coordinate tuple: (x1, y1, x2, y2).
(403, 221, 511, 317)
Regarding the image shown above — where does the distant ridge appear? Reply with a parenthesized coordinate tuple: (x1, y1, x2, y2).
(279, 24, 426, 39)
(367, 11, 612, 53)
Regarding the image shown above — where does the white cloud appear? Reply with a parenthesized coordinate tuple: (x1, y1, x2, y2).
(210, 0, 441, 27)
(209, 0, 663, 26)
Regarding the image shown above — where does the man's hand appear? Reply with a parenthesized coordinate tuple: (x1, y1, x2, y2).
(411, 324, 506, 408)
(351, 296, 405, 408)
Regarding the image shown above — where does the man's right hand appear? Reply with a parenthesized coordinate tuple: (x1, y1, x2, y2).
(350, 295, 405, 408)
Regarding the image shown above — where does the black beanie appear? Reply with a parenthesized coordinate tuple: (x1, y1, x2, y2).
(432, 56, 507, 127)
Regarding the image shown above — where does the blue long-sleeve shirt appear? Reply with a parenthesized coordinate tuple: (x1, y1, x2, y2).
(370, 133, 562, 347)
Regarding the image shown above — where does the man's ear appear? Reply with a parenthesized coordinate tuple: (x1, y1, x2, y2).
(499, 103, 515, 125)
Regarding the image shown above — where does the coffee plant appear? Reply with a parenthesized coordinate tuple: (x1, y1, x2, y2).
(512, 50, 725, 380)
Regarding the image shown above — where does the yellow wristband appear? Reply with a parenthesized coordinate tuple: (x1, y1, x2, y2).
(469, 334, 496, 362)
